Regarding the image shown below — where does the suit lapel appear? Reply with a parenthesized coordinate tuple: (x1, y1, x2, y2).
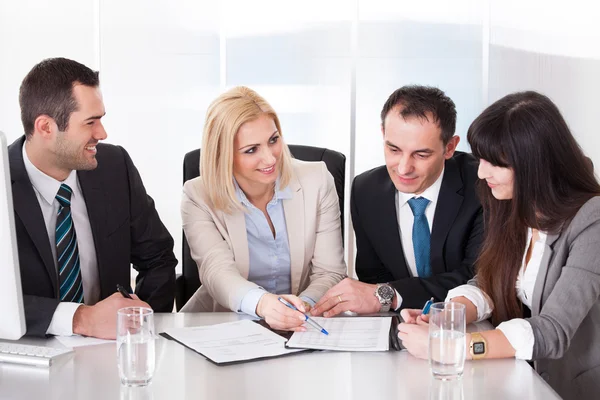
(430, 158, 464, 276)
(283, 176, 304, 295)
(77, 170, 106, 290)
(223, 210, 250, 279)
(375, 178, 409, 279)
(531, 233, 559, 316)
(8, 137, 58, 294)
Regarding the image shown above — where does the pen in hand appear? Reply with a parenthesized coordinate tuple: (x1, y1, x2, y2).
(116, 284, 133, 299)
(422, 297, 434, 316)
(277, 297, 329, 335)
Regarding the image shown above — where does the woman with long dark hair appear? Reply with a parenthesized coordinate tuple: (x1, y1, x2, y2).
(398, 91, 600, 399)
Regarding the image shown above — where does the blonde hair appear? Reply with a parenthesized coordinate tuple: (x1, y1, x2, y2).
(200, 86, 294, 213)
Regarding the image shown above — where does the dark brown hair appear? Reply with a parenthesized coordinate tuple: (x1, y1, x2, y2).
(19, 57, 99, 138)
(380, 85, 456, 144)
(467, 91, 600, 325)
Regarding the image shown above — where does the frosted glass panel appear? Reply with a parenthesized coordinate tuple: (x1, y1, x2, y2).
(489, 0, 600, 170)
(0, 0, 96, 142)
(99, 0, 221, 269)
(354, 0, 486, 175)
(224, 0, 353, 157)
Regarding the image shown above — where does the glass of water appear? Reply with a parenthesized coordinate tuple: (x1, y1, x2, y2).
(117, 307, 155, 386)
(429, 302, 466, 380)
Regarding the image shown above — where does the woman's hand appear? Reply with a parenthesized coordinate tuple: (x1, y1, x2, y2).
(398, 318, 430, 360)
(256, 294, 308, 332)
(400, 308, 430, 324)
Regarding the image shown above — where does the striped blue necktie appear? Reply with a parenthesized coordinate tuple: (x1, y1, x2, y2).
(55, 184, 84, 303)
(408, 197, 432, 278)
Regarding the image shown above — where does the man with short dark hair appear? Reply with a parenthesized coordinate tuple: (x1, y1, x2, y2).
(312, 85, 482, 317)
(9, 57, 177, 338)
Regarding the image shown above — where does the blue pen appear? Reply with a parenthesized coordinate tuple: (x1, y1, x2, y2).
(278, 297, 329, 335)
(422, 297, 434, 315)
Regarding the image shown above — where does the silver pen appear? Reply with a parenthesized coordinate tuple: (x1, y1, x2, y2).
(278, 297, 329, 335)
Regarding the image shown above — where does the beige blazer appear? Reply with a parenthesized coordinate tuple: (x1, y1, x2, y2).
(180, 159, 347, 312)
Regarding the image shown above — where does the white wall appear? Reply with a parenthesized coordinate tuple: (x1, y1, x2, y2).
(1, 0, 597, 274)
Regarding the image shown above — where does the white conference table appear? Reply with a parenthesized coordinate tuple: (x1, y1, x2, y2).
(0, 313, 561, 400)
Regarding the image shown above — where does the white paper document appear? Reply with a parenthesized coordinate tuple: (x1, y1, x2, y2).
(286, 317, 392, 352)
(55, 335, 114, 348)
(163, 319, 304, 364)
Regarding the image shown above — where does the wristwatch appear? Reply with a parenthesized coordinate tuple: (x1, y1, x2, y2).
(469, 332, 487, 360)
(374, 283, 395, 312)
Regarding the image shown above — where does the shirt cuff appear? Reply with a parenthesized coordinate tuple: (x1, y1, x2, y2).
(299, 296, 316, 307)
(239, 288, 268, 318)
(394, 290, 403, 311)
(496, 318, 535, 360)
(46, 302, 82, 336)
(446, 285, 493, 322)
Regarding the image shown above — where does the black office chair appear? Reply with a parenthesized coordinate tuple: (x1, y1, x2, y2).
(175, 144, 346, 311)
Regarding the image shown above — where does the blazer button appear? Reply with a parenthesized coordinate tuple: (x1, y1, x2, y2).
(540, 372, 550, 382)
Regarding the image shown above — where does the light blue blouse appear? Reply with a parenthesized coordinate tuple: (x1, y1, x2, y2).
(235, 179, 313, 317)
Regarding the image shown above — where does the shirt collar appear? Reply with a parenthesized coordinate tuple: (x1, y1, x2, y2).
(22, 143, 78, 206)
(233, 176, 292, 208)
(398, 167, 445, 207)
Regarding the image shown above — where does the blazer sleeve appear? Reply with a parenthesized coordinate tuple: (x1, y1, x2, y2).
(352, 179, 395, 284)
(22, 295, 60, 337)
(528, 209, 600, 360)
(181, 182, 258, 311)
(389, 207, 483, 309)
(299, 163, 347, 301)
(121, 147, 177, 312)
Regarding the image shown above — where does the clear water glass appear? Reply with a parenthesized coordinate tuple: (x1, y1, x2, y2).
(429, 376, 464, 400)
(429, 302, 466, 380)
(117, 307, 155, 386)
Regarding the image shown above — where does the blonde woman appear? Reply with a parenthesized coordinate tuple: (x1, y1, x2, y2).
(180, 86, 347, 331)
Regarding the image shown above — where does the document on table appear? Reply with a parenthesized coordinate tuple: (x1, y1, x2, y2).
(55, 335, 114, 348)
(162, 319, 306, 365)
(286, 317, 392, 352)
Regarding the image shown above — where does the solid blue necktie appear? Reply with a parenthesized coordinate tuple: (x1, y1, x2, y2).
(408, 197, 432, 278)
(55, 184, 84, 303)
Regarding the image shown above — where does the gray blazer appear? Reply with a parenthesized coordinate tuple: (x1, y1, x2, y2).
(469, 196, 600, 399)
(527, 196, 600, 399)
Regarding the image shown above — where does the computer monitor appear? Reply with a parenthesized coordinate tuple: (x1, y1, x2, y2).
(0, 131, 26, 340)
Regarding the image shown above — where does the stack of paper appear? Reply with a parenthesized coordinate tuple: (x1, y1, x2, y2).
(162, 320, 305, 365)
(286, 317, 392, 352)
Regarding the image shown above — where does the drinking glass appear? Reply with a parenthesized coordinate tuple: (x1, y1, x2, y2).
(429, 302, 466, 380)
(117, 307, 155, 386)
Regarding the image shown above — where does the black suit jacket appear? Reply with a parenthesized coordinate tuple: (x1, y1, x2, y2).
(9, 136, 177, 336)
(351, 151, 483, 309)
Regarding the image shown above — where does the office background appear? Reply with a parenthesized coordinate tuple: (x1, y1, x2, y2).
(1, 0, 598, 276)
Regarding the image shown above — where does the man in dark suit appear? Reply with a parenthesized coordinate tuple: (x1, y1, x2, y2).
(10, 57, 177, 338)
(312, 85, 482, 317)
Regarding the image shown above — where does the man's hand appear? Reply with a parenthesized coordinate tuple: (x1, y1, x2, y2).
(256, 294, 308, 332)
(310, 278, 382, 318)
(72, 293, 151, 339)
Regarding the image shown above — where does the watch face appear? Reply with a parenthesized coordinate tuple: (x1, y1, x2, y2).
(378, 285, 394, 301)
(473, 342, 485, 355)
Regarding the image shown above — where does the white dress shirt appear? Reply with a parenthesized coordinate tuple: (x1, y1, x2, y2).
(446, 228, 546, 360)
(22, 144, 100, 336)
(393, 168, 445, 309)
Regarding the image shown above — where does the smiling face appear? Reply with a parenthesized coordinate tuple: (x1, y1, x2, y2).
(477, 158, 514, 200)
(232, 113, 282, 194)
(383, 107, 459, 194)
(52, 84, 107, 173)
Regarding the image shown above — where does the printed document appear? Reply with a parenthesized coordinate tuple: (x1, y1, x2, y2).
(163, 319, 304, 364)
(286, 317, 392, 352)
